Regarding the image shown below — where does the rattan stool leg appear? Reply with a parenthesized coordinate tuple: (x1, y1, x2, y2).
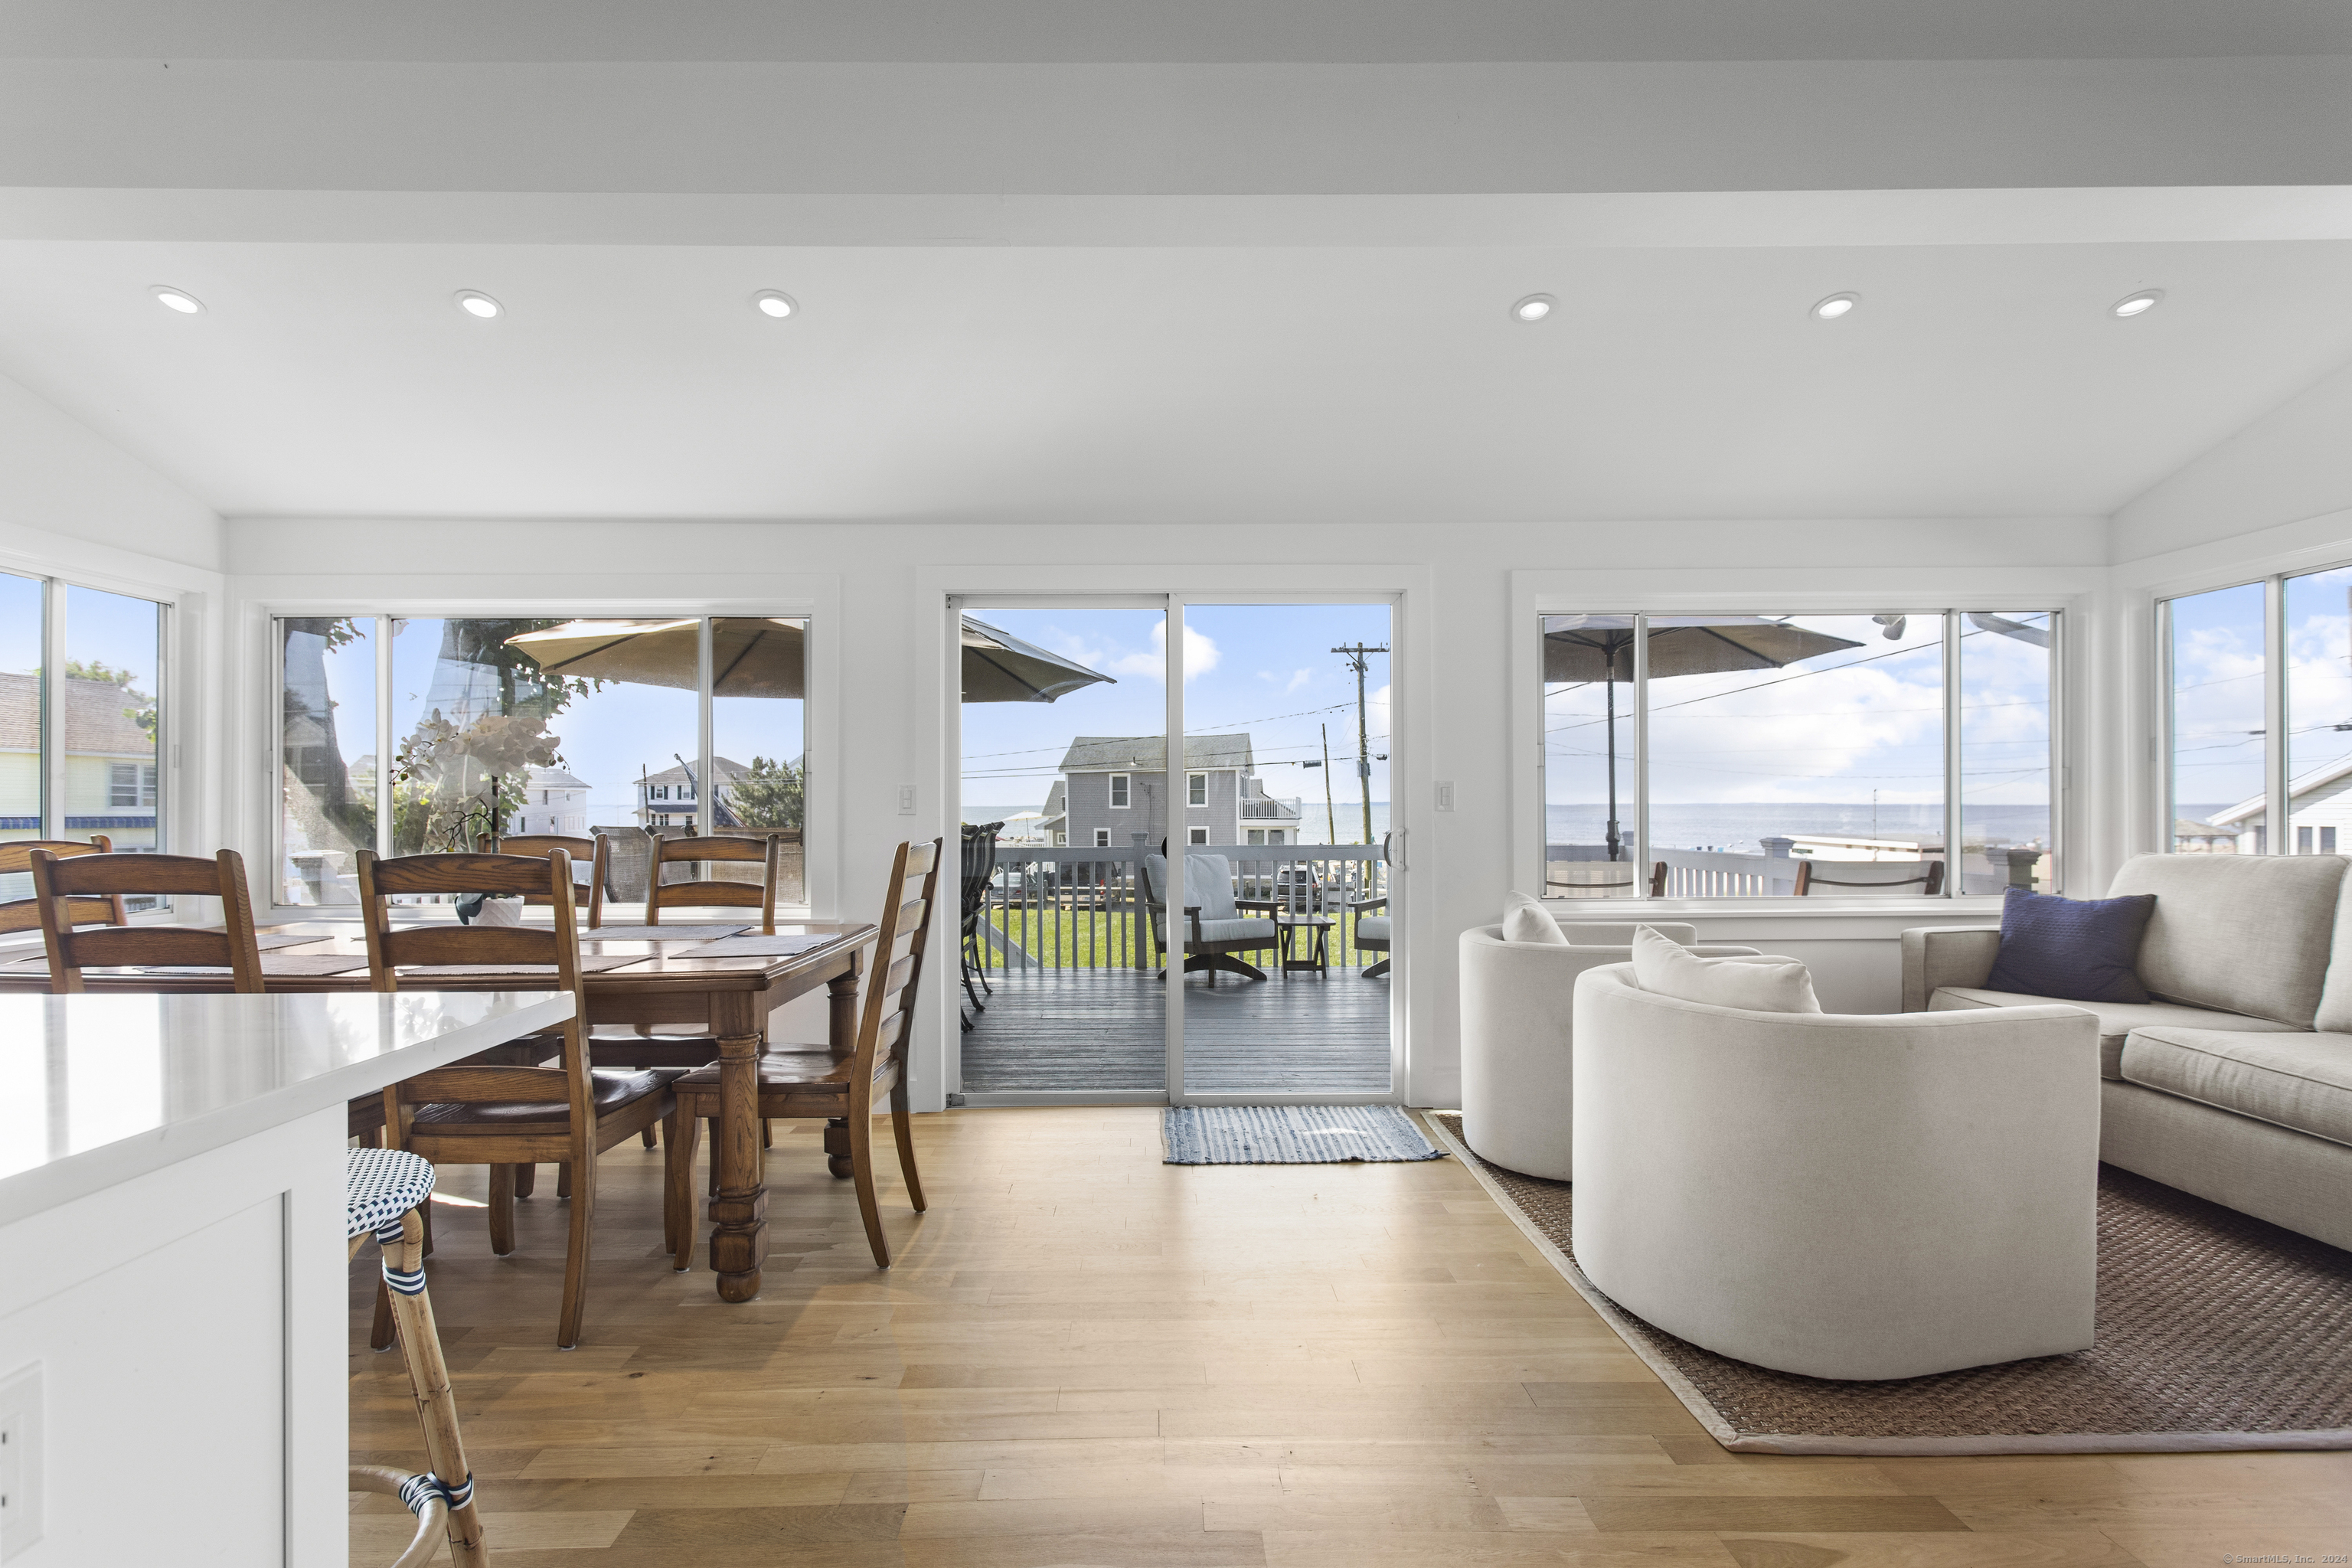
(383, 1207, 488, 1566)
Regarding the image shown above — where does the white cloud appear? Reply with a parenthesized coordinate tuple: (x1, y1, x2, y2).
(1109, 620, 1220, 684)
(1286, 668, 1314, 694)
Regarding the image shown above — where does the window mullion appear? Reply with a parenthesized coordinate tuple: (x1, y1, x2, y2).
(1944, 611, 1963, 897)
(41, 577, 65, 841)
(376, 616, 395, 858)
(697, 617, 715, 836)
(1632, 614, 1649, 900)
(2266, 575, 2288, 854)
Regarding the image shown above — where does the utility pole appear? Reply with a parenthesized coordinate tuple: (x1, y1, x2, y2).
(1332, 642, 1390, 846)
(1319, 724, 1338, 844)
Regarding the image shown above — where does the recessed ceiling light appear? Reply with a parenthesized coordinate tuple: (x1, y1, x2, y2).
(453, 289, 503, 320)
(149, 285, 204, 315)
(1811, 292, 1860, 320)
(1511, 293, 1556, 323)
(2112, 289, 2164, 318)
(751, 289, 797, 319)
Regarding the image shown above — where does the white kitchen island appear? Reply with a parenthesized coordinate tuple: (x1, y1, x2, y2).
(0, 989, 572, 1567)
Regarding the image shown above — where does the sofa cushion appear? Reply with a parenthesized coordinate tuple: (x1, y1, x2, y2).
(1501, 890, 1568, 945)
(1929, 986, 2304, 1080)
(1632, 926, 1821, 1014)
(1984, 886, 2155, 1004)
(2120, 1027, 2352, 1148)
(2105, 852, 2347, 1027)
(2311, 865, 2352, 1035)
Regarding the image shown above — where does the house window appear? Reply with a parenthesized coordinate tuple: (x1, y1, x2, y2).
(1540, 611, 2060, 900)
(1267, 830, 1283, 844)
(109, 763, 158, 808)
(1094, 828, 1111, 848)
(1189, 826, 1210, 845)
(2177, 563, 2352, 858)
(1188, 773, 1207, 808)
(1247, 829, 1265, 845)
(1109, 773, 1129, 808)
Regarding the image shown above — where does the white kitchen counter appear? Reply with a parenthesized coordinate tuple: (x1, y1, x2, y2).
(0, 990, 573, 1229)
(0, 988, 572, 1567)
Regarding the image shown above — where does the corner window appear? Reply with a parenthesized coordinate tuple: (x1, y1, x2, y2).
(1188, 772, 1207, 808)
(2171, 564, 2352, 856)
(1540, 611, 2059, 900)
(1109, 773, 1129, 808)
(2, 572, 169, 906)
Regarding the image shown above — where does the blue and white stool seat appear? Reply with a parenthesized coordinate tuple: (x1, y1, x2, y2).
(348, 1147, 437, 1242)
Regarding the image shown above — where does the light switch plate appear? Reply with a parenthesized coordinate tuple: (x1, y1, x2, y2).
(897, 785, 916, 815)
(1435, 780, 1455, 812)
(0, 1361, 44, 1562)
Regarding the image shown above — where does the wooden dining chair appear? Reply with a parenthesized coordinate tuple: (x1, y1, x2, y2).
(494, 831, 610, 928)
(0, 835, 119, 936)
(28, 848, 263, 993)
(665, 838, 940, 1269)
(645, 829, 782, 933)
(359, 848, 688, 1348)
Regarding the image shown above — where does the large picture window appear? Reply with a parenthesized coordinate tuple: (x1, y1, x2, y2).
(276, 614, 809, 909)
(2168, 564, 2352, 856)
(1540, 611, 2059, 900)
(3, 570, 168, 904)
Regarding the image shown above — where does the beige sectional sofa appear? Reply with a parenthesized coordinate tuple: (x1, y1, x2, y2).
(1903, 852, 2352, 1252)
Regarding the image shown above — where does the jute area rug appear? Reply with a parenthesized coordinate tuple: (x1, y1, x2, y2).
(1423, 1111, 2352, 1455)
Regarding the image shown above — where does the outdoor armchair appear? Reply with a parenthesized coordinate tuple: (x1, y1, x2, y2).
(1142, 851, 1278, 983)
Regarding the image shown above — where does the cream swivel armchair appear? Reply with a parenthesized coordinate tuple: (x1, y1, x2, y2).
(1457, 921, 1759, 1181)
(1570, 962, 2101, 1380)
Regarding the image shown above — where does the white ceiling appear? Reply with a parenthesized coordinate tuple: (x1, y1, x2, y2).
(1, 237, 2346, 524)
(7, 0, 2350, 61)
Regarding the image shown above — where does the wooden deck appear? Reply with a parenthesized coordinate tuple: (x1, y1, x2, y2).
(958, 965, 1392, 1096)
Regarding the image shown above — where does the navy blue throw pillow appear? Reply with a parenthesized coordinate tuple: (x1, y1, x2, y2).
(1983, 886, 2155, 1004)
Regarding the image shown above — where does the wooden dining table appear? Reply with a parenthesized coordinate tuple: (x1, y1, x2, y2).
(0, 916, 880, 1304)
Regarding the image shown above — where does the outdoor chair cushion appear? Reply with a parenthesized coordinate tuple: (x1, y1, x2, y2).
(409, 1067, 682, 1128)
(1194, 917, 1277, 944)
(1187, 854, 1240, 922)
(1354, 916, 1391, 946)
(2121, 1027, 2352, 1148)
(1929, 986, 2301, 1080)
(2105, 852, 2347, 1027)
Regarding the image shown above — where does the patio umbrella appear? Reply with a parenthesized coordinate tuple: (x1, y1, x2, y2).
(1543, 615, 1864, 862)
(505, 615, 1113, 704)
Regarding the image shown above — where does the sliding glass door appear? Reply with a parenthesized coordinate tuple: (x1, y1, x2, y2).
(952, 593, 1400, 1104)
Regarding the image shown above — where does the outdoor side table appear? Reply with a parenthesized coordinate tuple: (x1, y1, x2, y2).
(1275, 913, 1334, 978)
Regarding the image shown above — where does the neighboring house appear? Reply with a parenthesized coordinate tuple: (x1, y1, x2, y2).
(635, 756, 750, 828)
(1050, 733, 1302, 850)
(2173, 817, 2239, 854)
(2212, 759, 2352, 855)
(1034, 780, 1067, 844)
(514, 765, 592, 836)
(0, 669, 160, 848)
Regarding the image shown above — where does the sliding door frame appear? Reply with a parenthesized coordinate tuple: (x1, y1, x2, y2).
(930, 570, 1427, 1112)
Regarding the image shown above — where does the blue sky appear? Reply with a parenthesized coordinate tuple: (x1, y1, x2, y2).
(960, 604, 1392, 838)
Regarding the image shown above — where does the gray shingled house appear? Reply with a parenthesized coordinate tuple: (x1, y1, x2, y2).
(1047, 733, 1302, 850)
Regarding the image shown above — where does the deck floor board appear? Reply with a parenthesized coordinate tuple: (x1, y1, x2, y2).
(958, 965, 1391, 1095)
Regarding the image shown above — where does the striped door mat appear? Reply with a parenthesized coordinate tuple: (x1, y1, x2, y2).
(1162, 1104, 1443, 1164)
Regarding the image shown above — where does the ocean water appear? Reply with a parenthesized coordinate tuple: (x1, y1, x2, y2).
(1550, 802, 2051, 854)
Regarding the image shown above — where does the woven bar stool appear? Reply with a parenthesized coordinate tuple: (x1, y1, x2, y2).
(348, 1465, 451, 1568)
(348, 1147, 488, 1566)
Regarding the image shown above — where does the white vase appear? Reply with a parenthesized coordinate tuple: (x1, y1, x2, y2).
(475, 897, 524, 927)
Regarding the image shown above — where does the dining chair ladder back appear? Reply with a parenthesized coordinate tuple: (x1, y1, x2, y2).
(666, 837, 941, 1269)
(358, 847, 688, 1348)
(0, 835, 118, 935)
(27, 847, 263, 993)
(494, 830, 611, 927)
(644, 830, 781, 933)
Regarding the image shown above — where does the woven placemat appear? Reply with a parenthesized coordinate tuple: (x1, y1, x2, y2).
(1424, 1110, 2352, 1454)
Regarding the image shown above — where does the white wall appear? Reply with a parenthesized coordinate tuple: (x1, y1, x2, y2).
(0, 369, 227, 875)
(225, 512, 2109, 1106)
(2112, 358, 2352, 564)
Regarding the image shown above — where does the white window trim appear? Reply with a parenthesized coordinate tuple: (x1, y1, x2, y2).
(1511, 571, 2093, 915)
(1108, 772, 1130, 808)
(1187, 771, 1208, 808)
(1187, 825, 1210, 845)
(1094, 828, 1111, 848)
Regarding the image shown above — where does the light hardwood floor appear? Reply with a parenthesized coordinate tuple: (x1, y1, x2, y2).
(351, 1108, 2352, 1566)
